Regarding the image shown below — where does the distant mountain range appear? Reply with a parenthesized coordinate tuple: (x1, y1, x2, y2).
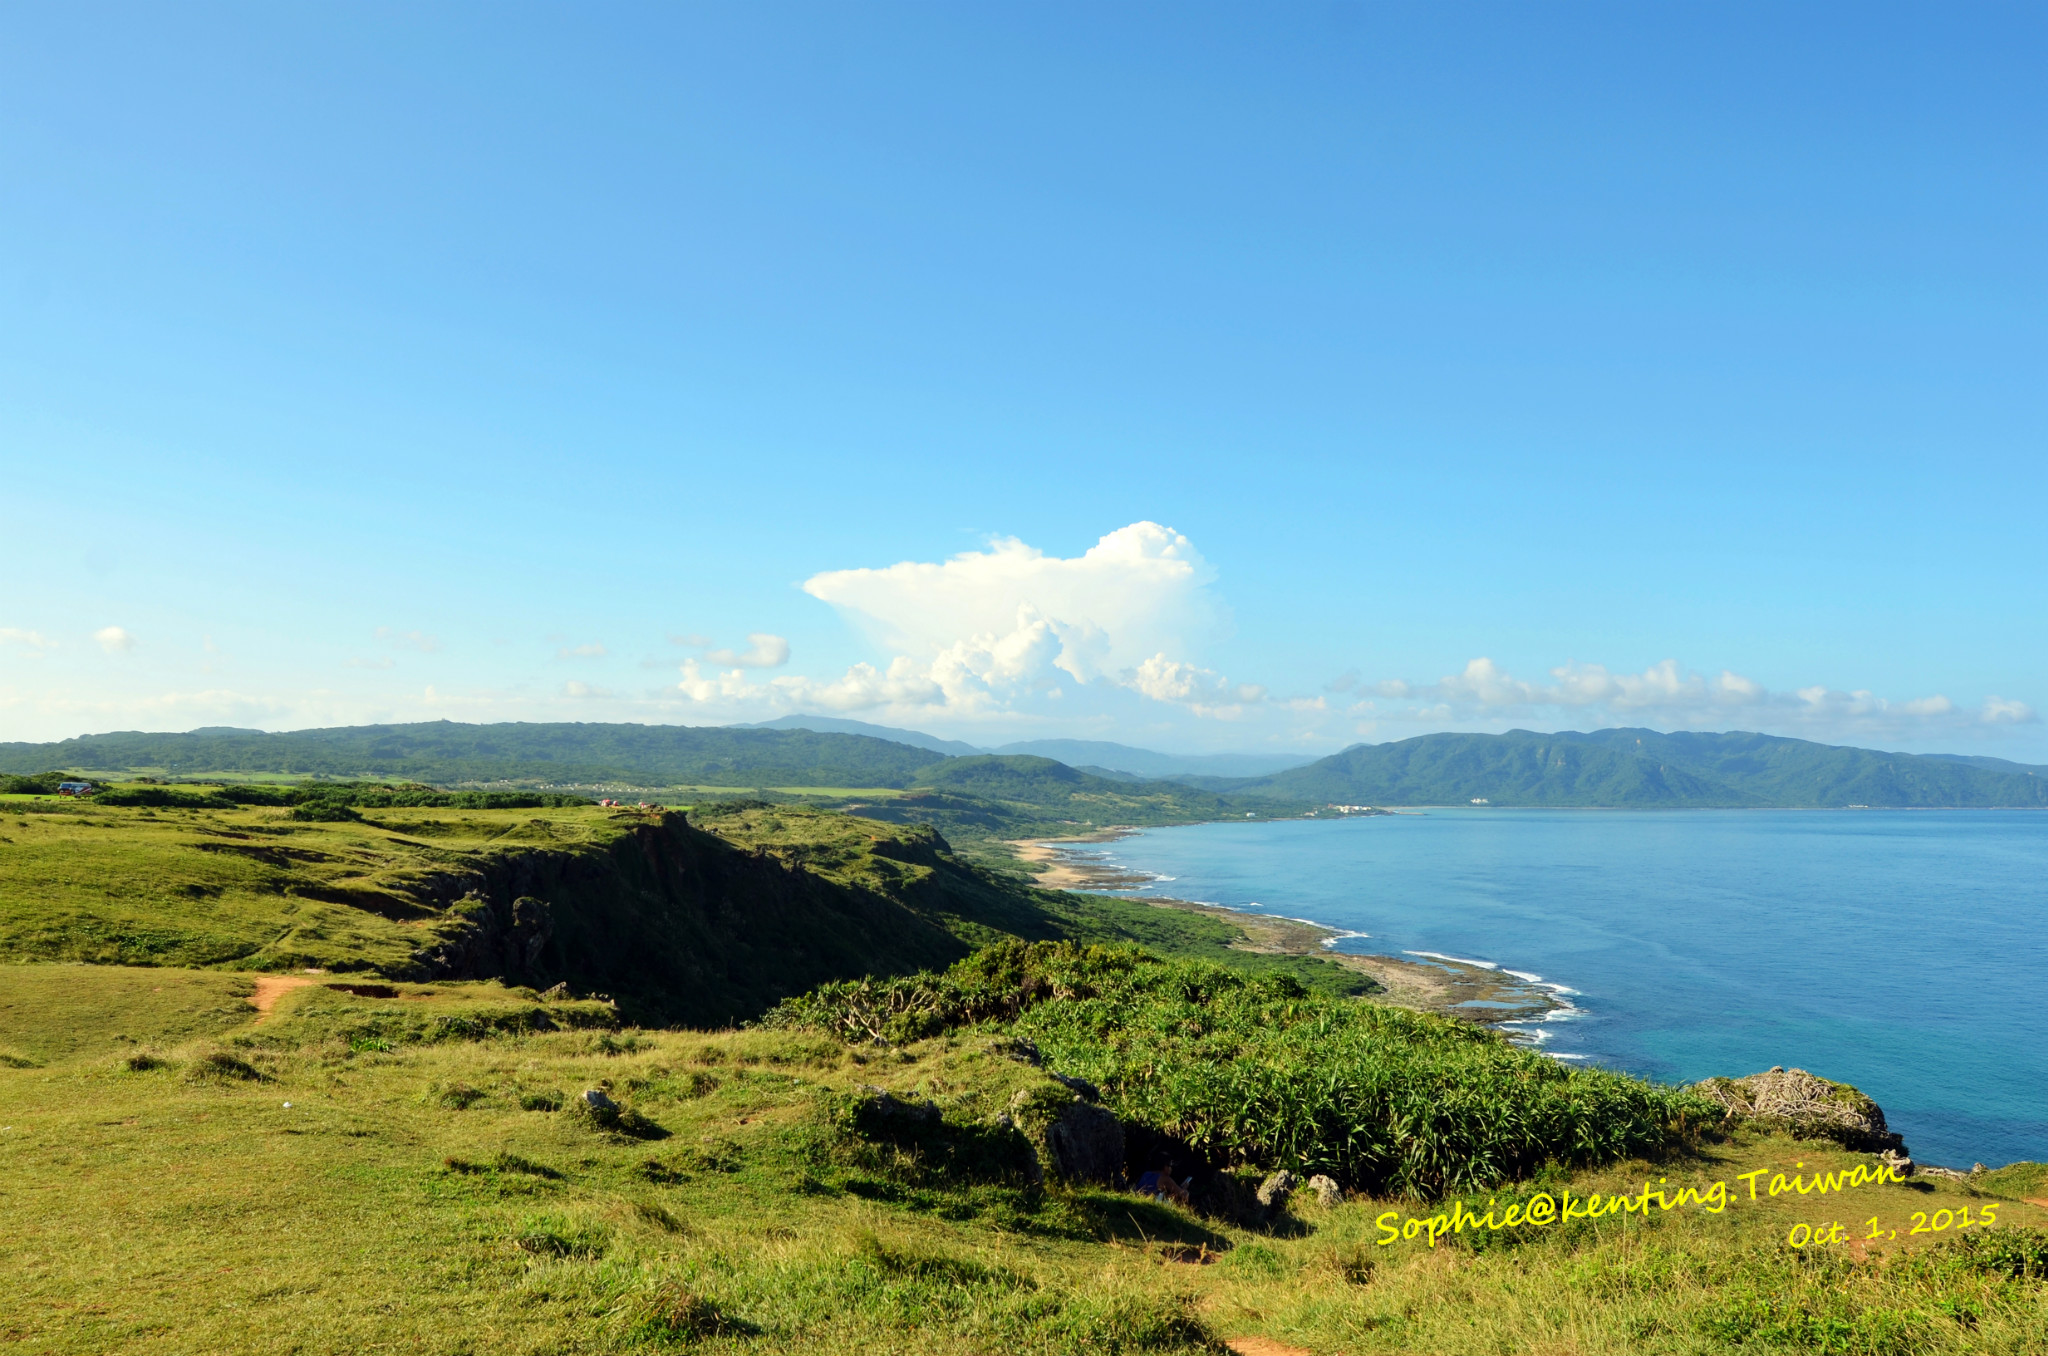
(1214, 728, 2048, 809)
(0, 721, 948, 788)
(739, 714, 1316, 778)
(3, 720, 2043, 809)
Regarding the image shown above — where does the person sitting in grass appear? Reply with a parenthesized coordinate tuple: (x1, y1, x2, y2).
(1135, 1161, 1191, 1205)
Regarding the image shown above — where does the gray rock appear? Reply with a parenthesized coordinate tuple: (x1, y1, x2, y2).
(1049, 1071, 1101, 1102)
(1257, 1170, 1298, 1215)
(853, 1085, 938, 1123)
(1046, 1101, 1124, 1183)
(580, 1087, 619, 1114)
(987, 1037, 1041, 1066)
(1008, 1087, 1124, 1184)
(1879, 1149, 1915, 1179)
(1304, 1173, 1343, 1207)
(1692, 1067, 1905, 1154)
(539, 981, 572, 1002)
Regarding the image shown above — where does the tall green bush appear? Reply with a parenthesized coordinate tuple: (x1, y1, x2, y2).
(768, 940, 1713, 1199)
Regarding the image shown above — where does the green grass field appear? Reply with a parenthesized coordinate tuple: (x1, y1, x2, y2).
(3, 794, 2044, 1353)
(1, 963, 2044, 1355)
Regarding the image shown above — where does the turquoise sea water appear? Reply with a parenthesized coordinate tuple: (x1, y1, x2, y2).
(1079, 810, 2048, 1170)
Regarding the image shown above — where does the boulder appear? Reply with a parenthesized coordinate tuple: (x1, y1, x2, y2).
(1692, 1067, 1905, 1154)
(580, 1087, 619, 1114)
(1257, 1170, 1298, 1216)
(1304, 1173, 1343, 1207)
(1008, 1086, 1124, 1185)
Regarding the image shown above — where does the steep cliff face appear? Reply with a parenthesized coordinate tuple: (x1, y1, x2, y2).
(397, 813, 1044, 1027)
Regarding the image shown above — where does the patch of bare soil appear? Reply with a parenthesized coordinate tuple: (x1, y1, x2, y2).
(1226, 1338, 1315, 1356)
(247, 975, 319, 1022)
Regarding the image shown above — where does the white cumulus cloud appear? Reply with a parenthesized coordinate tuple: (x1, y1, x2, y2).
(798, 522, 1248, 715)
(95, 626, 135, 654)
(1982, 696, 2037, 725)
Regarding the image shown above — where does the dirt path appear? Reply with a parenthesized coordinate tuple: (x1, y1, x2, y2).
(1226, 1339, 1315, 1356)
(247, 975, 320, 1022)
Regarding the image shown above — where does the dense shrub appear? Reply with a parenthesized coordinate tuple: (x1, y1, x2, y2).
(94, 787, 235, 809)
(0, 772, 73, 795)
(769, 940, 1715, 1199)
(288, 799, 362, 821)
(1945, 1226, 2048, 1279)
(218, 782, 592, 810)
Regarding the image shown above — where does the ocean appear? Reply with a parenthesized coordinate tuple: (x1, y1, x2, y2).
(1072, 809, 2048, 1170)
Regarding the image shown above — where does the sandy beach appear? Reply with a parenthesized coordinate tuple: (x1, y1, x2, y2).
(1008, 832, 1562, 1027)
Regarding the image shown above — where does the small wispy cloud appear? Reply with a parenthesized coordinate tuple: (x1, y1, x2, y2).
(668, 633, 712, 648)
(95, 626, 135, 654)
(0, 628, 54, 652)
(1354, 657, 2036, 738)
(556, 642, 608, 660)
(375, 627, 440, 653)
(563, 680, 614, 699)
(706, 634, 790, 668)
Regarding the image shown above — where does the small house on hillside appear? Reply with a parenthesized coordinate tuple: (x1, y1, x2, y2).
(56, 781, 94, 797)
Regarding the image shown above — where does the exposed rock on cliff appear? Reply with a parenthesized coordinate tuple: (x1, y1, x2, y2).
(392, 812, 1052, 1026)
(1008, 1085, 1125, 1185)
(1692, 1066, 1906, 1155)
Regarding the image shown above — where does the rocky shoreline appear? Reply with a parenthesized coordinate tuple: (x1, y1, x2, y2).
(1011, 831, 1566, 1030)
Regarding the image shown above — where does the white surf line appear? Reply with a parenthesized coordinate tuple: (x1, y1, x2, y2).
(1404, 949, 1500, 969)
(1408, 949, 1592, 1061)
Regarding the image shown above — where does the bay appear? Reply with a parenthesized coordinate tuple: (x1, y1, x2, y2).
(1082, 809, 2048, 1170)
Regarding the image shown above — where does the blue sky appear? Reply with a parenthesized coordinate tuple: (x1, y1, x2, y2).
(3, 3, 2043, 757)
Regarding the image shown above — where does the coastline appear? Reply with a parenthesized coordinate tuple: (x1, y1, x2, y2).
(1011, 831, 1567, 1032)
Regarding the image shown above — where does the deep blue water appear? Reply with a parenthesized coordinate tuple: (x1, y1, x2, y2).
(1081, 810, 2048, 1170)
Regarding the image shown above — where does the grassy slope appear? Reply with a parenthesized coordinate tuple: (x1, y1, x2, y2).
(0, 797, 1372, 1025)
(1226, 728, 2048, 808)
(1, 978, 2043, 1355)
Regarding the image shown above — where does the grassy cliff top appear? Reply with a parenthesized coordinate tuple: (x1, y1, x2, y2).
(0, 795, 1374, 1024)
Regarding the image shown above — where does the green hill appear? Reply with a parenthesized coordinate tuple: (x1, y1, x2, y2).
(0, 795, 1365, 1027)
(845, 754, 1297, 839)
(9, 719, 2045, 812)
(0, 720, 949, 788)
(1225, 728, 2048, 808)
